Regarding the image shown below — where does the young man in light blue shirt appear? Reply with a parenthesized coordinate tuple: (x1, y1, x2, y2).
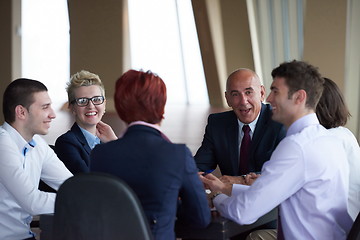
(0, 79, 72, 240)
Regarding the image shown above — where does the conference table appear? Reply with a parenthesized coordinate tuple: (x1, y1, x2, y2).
(176, 208, 277, 240)
(38, 208, 277, 240)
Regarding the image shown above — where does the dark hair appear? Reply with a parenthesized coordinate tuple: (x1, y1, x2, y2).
(316, 78, 350, 129)
(114, 70, 167, 124)
(3, 78, 48, 123)
(271, 60, 324, 109)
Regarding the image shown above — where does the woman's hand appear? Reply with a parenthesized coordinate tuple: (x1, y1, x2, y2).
(96, 121, 117, 142)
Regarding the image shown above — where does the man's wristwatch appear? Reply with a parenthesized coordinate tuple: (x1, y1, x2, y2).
(211, 192, 222, 200)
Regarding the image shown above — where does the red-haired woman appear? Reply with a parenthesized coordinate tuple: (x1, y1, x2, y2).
(90, 69, 210, 240)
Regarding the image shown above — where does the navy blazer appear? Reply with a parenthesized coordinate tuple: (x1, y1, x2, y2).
(195, 103, 286, 176)
(90, 125, 211, 240)
(55, 123, 92, 174)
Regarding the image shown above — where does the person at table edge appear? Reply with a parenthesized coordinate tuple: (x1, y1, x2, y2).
(0, 79, 72, 240)
(90, 70, 211, 240)
(202, 60, 353, 240)
(195, 68, 286, 180)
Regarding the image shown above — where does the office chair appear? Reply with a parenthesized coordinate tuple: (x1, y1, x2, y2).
(347, 212, 360, 240)
(52, 172, 153, 240)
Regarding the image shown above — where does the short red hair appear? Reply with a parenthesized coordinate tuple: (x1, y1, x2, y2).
(114, 70, 167, 124)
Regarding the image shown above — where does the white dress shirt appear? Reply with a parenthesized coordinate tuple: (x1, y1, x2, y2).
(329, 127, 360, 220)
(237, 116, 258, 160)
(0, 122, 72, 240)
(214, 113, 353, 240)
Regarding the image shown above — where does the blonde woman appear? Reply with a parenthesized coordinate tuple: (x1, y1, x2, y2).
(55, 70, 116, 174)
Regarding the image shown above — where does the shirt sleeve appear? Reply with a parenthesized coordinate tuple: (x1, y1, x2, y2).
(0, 135, 70, 215)
(213, 139, 305, 225)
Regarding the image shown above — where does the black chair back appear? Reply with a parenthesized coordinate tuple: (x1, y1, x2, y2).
(348, 212, 360, 240)
(53, 172, 153, 240)
(38, 145, 57, 192)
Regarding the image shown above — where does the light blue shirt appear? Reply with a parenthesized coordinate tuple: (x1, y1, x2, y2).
(214, 113, 353, 240)
(79, 126, 101, 149)
(0, 122, 72, 240)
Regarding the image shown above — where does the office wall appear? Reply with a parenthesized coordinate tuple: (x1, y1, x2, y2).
(192, 0, 254, 108)
(68, 0, 126, 112)
(0, 0, 13, 123)
(221, 0, 254, 74)
(303, 0, 347, 90)
(194, 0, 347, 102)
(303, 0, 359, 138)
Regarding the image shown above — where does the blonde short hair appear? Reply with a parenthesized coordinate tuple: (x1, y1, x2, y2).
(67, 70, 105, 103)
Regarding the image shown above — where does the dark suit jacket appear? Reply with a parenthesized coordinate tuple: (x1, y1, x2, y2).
(195, 103, 286, 176)
(54, 123, 92, 174)
(90, 125, 211, 240)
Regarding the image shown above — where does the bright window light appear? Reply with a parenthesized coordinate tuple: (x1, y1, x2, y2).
(21, 0, 69, 109)
(128, 0, 209, 105)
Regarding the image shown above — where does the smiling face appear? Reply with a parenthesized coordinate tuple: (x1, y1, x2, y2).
(70, 85, 105, 132)
(225, 70, 265, 124)
(266, 77, 298, 127)
(25, 91, 56, 138)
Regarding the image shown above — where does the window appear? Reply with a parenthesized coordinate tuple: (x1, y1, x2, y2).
(22, 0, 69, 108)
(128, 0, 209, 105)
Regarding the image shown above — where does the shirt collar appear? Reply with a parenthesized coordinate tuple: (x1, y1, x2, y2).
(237, 112, 260, 134)
(128, 121, 162, 132)
(2, 122, 37, 155)
(286, 113, 319, 137)
(23, 140, 37, 156)
(128, 121, 170, 139)
(79, 126, 100, 149)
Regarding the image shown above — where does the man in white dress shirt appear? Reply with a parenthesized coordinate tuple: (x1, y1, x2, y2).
(201, 60, 353, 240)
(0, 79, 73, 240)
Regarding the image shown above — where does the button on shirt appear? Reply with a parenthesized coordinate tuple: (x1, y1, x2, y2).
(0, 122, 72, 240)
(214, 113, 353, 240)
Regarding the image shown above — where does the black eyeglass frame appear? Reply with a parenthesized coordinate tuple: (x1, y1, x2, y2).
(71, 96, 105, 107)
